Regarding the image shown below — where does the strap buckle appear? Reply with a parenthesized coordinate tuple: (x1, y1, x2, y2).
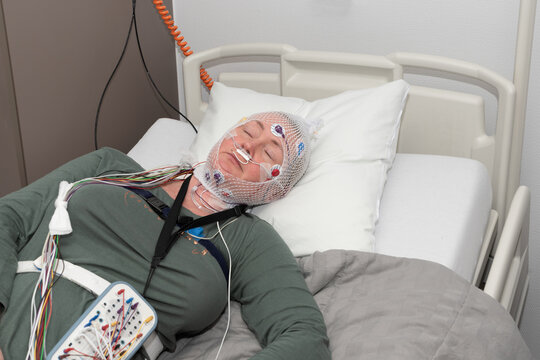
(151, 256, 162, 268)
(178, 215, 193, 227)
(146, 196, 168, 215)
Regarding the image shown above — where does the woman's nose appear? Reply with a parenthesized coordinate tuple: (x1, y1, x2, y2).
(238, 138, 255, 153)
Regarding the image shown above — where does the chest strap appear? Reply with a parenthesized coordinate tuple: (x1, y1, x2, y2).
(17, 256, 109, 295)
(128, 176, 247, 296)
(130, 186, 230, 282)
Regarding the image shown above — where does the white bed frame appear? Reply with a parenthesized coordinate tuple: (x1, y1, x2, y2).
(179, 0, 535, 323)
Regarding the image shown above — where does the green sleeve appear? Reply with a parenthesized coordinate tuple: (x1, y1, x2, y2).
(0, 147, 139, 312)
(231, 219, 330, 360)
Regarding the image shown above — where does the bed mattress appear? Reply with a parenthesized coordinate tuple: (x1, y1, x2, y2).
(128, 118, 492, 282)
(375, 153, 492, 282)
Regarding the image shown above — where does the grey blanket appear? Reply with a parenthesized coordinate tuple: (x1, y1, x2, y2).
(160, 250, 533, 360)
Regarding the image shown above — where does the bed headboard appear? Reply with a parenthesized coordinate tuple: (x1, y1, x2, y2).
(181, 0, 536, 228)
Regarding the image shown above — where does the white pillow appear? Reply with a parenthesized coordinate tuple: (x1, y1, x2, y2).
(127, 118, 197, 169)
(189, 80, 409, 256)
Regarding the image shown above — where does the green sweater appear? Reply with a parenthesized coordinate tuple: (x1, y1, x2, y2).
(0, 148, 330, 360)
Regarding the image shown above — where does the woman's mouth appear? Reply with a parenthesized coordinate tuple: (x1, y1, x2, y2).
(230, 152, 241, 166)
(220, 152, 242, 173)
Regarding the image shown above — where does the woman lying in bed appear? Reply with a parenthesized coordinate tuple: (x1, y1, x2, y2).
(0, 112, 330, 360)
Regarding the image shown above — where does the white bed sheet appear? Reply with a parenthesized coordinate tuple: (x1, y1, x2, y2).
(375, 154, 492, 282)
(128, 118, 492, 282)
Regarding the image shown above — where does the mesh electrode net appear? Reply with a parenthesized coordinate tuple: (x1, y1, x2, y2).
(194, 111, 312, 206)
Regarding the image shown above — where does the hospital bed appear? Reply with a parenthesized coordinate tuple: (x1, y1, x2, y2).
(127, 0, 535, 358)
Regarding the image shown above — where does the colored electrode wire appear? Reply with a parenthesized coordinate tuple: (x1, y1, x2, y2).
(151, 0, 214, 90)
(94, 0, 197, 150)
(58, 290, 154, 360)
(25, 233, 63, 360)
(66, 165, 194, 201)
(26, 165, 193, 360)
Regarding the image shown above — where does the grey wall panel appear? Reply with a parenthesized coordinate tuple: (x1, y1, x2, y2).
(0, 0, 26, 197)
(3, 0, 179, 184)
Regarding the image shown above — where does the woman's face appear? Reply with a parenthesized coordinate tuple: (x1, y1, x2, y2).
(217, 119, 285, 182)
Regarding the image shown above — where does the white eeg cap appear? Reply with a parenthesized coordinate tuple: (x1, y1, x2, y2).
(194, 111, 313, 206)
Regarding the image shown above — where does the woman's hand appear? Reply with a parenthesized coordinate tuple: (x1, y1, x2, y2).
(0, 347, 4, 360)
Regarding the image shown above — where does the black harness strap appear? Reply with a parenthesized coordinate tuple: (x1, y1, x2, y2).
(128, 175, 247, 297)
(129, 187, 171, 219)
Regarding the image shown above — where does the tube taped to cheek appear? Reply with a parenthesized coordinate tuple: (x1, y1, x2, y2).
(194, 111, 312, 206)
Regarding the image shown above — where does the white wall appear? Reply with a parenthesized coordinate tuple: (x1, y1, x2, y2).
(172, 0, 539, 355)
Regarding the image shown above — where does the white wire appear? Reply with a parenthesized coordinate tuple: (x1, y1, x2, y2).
(214, 221, 232, 360)
(25, 280, 40, 360)
(187, 218, 239, 241)
(79, 331, 108, 360)
(90, 324, 113, 360)
(69, 318, 122, 360)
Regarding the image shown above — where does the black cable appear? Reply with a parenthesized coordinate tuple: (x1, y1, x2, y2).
(94, 0, 198, 150)
(132, 1, 197, 134)
(94, 2, 136, 150)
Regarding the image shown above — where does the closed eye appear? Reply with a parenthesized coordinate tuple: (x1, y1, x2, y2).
(265, 144, 283, 162)
(265, 149, 274, 161)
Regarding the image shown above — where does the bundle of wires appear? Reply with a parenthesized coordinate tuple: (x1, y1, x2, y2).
(58, 294, 154, 360)
(25, 234, 62, 360)
(65, 165, 194, 200)
(26, 164, 194, 360)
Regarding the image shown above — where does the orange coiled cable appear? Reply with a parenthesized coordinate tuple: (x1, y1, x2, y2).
(153, 0, 214, 90)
